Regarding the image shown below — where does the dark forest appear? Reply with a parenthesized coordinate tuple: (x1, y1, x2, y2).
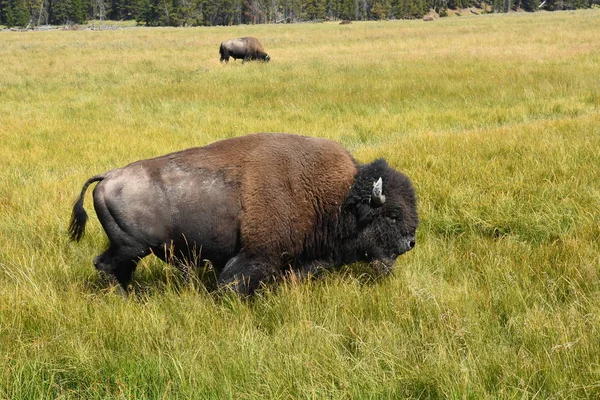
(1, 0, 597, 29)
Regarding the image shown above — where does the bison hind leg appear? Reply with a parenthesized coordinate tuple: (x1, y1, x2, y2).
(94, 244, 149, 291)
(218, 253, 279, 295)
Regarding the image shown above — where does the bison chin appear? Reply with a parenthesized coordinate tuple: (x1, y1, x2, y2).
(367, 235, 416, 276)
(368, 258, 396, 276)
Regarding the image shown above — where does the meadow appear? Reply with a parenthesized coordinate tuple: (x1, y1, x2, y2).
(1, 10, 600, 398)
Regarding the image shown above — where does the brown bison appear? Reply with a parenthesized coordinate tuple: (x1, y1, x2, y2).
(69, 133, 418, 295)
(219, 37, 270, 63)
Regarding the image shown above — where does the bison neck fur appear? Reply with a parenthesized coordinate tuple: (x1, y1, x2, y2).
(69, 133, 418, 295)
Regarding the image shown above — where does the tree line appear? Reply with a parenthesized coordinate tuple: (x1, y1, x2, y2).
(0, 0, 597, 28)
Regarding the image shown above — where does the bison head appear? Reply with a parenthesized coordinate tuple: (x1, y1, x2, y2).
(344, 159, 418, 274)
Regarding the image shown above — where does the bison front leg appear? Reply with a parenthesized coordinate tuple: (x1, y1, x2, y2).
(295, 259, 332, 279)
(218, 253, 279, 295)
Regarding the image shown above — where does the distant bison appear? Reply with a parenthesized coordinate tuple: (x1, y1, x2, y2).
(69, 133, 418, 295)
(219, 37, 270, 63)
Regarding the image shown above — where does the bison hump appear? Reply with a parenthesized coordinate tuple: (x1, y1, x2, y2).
(238, 134, 356, 258)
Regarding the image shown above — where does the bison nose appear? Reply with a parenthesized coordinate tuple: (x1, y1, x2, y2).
(399, 236, 415, 254)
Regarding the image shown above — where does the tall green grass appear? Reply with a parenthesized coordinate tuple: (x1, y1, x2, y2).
(1, 10, 599, 398)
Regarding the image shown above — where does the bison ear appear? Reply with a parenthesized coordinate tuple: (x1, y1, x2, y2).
(371, 177, 386, 206)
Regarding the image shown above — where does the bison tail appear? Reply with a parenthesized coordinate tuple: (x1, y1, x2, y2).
(68, 175, 104, 242)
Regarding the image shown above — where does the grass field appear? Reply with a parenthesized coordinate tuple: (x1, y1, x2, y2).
(1, 10, 600, 398)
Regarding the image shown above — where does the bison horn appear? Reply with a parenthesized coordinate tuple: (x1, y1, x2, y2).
(371, 177, 386, 206)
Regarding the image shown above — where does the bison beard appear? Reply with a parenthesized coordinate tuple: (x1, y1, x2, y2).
(69, 133, 418, 295)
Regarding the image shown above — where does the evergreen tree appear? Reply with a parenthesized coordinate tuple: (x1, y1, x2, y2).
(304, 0, 325, 20)
(49, 0, 88, 23)
(14, 0, 30, 24)
(135, 0, 159, 25)
(393, 0, 425, 17)
(370, 0, 391, 18)
(1, 0, 29, 25)
(325, 0, 340, 20)
(338, 0, 354, 19)
(107, 0, 136, 20)
(172, 0, 203, 25)
(0, 0, 9, 24)
(73, 0, 87, 22)
(3, 2, 15, 24)
(156, 0, 174, 25)
(518, 0, 540, 11)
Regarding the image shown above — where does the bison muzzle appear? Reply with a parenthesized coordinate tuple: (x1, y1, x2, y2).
(69, 133, 418, 295)
(219, 37, 270, 63)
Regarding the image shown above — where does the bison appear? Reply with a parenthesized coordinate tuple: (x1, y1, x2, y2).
(219, 37, 270, 63)
(69, 133, 418, 295)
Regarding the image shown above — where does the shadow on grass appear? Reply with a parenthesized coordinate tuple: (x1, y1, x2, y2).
(79, 260, 219, 299)
(79, 259, 394, 300)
